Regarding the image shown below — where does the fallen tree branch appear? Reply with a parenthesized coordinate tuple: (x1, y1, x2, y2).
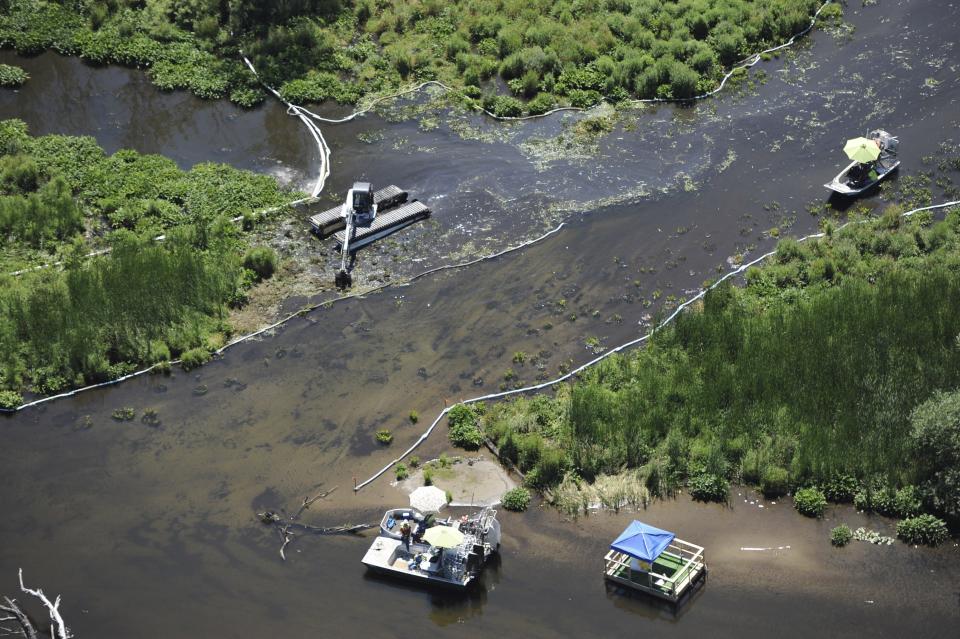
(279, 526, 294, 561)
(0, 596, 37, 639)
(17, 570, 69, 639)
(258, 507, 373, 560)
(293, 486, 338, 520)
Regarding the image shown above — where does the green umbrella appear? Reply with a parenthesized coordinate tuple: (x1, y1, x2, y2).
(843, 137, 881, 163)
(423, 525, 465, 548)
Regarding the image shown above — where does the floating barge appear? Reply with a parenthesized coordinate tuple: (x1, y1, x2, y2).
(308, 183, 432, 288)
(603, 520, 706, 603)
(362, 506, 501, 589)
(332, 199, 430, 251)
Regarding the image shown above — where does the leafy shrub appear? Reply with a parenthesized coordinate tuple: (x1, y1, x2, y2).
(502, 487, 531, 512)
(831, 524, 853, 547)
(395, 463, 408, 481)
(0, 390, 23, 409)
(448, 404, 484, 450)
(891, 486, 922, 518)
(180, 347, 211, 371)
(375, 429, 393, 445)
(794, 487, 827, 518)
(688, 472, 728, 502)
(409, 410, 419, 424)
(242, 247, 277, 281)
(760, 465, 790, 498)
(823, 474, 857, 503)
(896, 514, 949, 546)
(0, 64, 29, 88)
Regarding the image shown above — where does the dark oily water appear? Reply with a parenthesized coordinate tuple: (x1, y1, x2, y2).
(2, 2, 960, 637)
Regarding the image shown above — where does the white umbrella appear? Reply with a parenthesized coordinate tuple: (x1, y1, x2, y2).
(409, 486, 447, 513)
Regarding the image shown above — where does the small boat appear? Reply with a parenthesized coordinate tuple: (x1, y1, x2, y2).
(824, 129, 900, 195)
(362, 506, 501, 589)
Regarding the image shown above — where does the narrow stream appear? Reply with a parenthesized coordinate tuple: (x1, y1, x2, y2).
(1, 2, 958, 636)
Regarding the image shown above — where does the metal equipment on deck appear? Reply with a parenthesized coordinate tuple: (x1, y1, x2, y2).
(308, 183, 431, 288)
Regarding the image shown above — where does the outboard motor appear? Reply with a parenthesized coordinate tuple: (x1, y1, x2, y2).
(869, 129, 898, 156)
(351, 182, 376, 226)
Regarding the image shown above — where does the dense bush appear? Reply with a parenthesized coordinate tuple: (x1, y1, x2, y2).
(688, 472, 728, 503)
(242, 247, 277, 281)
(823, 474, 857, 503)
(180, 347, 212, 372)
(448, 403, 484, 449)
(831, 524, 852, 547)
(896, 514, 950, 546)
(794, 487, 827, 518)
(0, 390, 22, 409)
(760, 466, 790, 498)
(502, 487, 531, 512)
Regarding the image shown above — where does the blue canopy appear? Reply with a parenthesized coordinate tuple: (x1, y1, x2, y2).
(610, 521, 675, 563)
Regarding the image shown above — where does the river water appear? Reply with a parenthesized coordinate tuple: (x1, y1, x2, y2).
(1, 2, 959, 637)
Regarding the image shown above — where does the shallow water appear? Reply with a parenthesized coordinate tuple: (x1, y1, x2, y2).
(1, 2, 960, 637)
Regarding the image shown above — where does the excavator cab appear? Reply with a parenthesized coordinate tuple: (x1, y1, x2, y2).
(351, 182, 376, 226)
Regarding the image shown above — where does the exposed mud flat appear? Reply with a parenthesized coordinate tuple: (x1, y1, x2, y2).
(1, 2, 960, 637)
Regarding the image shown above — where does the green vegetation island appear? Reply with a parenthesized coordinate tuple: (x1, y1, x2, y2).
(0, 0, 836, 113)
(443, 199, 960, 542)
(0, 119, 296, 408)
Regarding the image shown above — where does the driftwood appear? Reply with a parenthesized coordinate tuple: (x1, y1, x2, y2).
(0, 570, 70, 639)
(257, 486, 373, 561)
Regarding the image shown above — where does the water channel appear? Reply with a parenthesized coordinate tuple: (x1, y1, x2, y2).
(1, 1, 958, 636)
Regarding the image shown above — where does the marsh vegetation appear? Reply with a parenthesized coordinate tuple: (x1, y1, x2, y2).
(0, 119, 295, 402)
(455, 205, 960, 538)
(1, 1, 829, 111)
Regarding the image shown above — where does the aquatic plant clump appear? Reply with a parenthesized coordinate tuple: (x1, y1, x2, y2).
(852, 527, 895, 546)
(830, 524, 852, 547)
(501, 487, 531, 512)
(793, 487, 826, 518)
(0, 63, 28, 87)
(0, 0, 828, 110)
(896, 515, 950, 547)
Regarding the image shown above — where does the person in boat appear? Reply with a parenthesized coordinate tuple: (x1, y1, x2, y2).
(848, 162, 871, 186)
(400, 522, 412, 551)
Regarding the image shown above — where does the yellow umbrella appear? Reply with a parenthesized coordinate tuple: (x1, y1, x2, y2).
(422, 525, 465, 548)
(843, 137, 881, 163)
